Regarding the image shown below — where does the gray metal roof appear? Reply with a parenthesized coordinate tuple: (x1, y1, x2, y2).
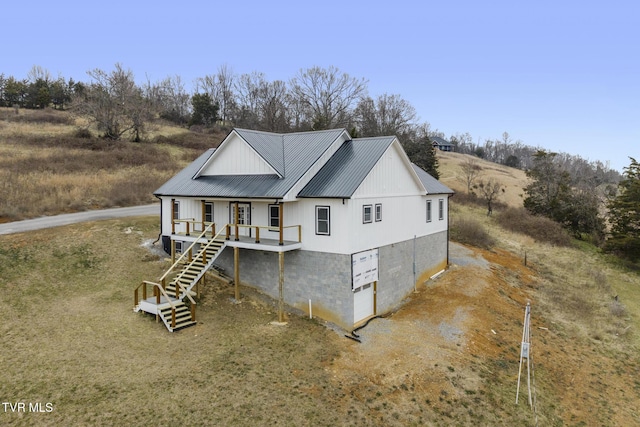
(154, 128, 454, 199)
(431, 136, 453, 147)
(411, 164, 455, 195)
(155, 128, 348, 198)
(297, 136, 395, 198)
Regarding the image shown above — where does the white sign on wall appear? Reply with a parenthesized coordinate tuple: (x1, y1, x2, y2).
(352, 248, 379, 290)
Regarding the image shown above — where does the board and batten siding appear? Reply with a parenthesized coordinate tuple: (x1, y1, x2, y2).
(351, 141, 424, 198)
(344, 195, 448, 254)
(198, 134, 277, 176)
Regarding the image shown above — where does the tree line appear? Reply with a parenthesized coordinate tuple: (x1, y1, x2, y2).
(0, 64, 440, 177)
(2, 64, 638, 264)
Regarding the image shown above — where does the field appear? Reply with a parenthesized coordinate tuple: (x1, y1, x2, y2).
(1, 109, 640, 425)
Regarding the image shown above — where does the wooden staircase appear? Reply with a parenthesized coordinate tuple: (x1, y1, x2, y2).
(165, 239, 225, 300)
(134, 224, 227, 332)
(158, 301, 196, 331)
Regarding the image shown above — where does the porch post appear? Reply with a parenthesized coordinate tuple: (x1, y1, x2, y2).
(171, 240, 176, 264)
(171, 198, 176, 235)
(234, 246, 240, 301)
(201, 200, 205, 233)
(234, 202, 239, 241)
(279, 202, 284, 246)
(278, 251, 284, 322)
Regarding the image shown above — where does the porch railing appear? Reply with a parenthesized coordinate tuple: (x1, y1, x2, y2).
(225, 224, 301, 245)
(172, 218, 216, 237)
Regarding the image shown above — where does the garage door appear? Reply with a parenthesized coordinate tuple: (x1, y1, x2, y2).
(353, 282, 374, 323)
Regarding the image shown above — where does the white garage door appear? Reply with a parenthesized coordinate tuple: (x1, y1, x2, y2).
(353, 282, 374, 323)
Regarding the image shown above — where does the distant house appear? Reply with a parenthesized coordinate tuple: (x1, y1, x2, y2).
(135, 128, 454, 331)
(431, 136, 454, 152)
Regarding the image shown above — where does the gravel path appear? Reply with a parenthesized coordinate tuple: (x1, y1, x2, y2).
(0, 204, 159, 235)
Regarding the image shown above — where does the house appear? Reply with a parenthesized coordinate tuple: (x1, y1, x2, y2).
(134, 128, 454, 331)
(431, 136, 454, 152)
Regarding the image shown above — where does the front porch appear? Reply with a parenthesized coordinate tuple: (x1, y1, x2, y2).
(170, 220, 302, 262)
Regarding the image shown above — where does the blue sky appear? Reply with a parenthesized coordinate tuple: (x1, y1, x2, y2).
(3, 0, 638, 172)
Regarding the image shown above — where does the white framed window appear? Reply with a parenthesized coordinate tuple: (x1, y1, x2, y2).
(363, 205, 373, 224)
(174, 240, 183, 254)
(375, 204, 382, 222)
(269, 204, 280, 228)
(426, 200, 432, 222)
(204, 202, 214, 223)
(173, 200, 180, 220)
(316, 206, 330, 235)
(439, 199, 444, 220)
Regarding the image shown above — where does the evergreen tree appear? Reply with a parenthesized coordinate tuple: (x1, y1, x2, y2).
(189, 93, 219, 127)
(402, 138, 439, 179)
(605, 157, 640, 262)
(524, 150, 604, 239)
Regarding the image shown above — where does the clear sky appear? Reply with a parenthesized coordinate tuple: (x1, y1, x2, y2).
(3, 0, 638, 172)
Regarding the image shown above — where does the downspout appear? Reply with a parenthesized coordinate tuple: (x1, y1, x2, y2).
(153, 195, 163, 244)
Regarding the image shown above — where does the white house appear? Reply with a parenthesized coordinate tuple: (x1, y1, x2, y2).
(135, 128, 453, 331)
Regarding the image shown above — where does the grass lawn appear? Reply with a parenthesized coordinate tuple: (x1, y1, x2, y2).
(0, 217, 345, 426)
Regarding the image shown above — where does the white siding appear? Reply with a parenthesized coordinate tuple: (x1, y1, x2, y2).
(352, 142, 424, 198)
(198, 134, 277, 176)
(343, 195, 449, 254)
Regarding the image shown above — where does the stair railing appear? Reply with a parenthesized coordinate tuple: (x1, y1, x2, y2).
(134, 280, 179, 329)
(159, 222, 217, 289)
(171, 225, 229, 294)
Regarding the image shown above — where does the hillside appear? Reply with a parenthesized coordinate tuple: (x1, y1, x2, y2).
(1, 110, 640, 425)
(437, 150, 528, 208)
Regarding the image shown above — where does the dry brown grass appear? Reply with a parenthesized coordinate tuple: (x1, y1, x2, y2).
(0, 109, 221, 221)
(438, 150, 528, 208)
(2, 112, 640, 425)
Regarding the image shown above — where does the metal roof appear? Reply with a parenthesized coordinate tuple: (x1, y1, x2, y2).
(155, 128, 348, 198)
(411, 164, 455, 195)
(431, 136, 453, 147)
(154, 128, 454, 199)
(297, 136, 396, 198)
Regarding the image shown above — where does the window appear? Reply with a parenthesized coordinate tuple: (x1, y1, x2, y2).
(173, 200, 180, 220)
(204, 202, 214, 223)
(269, 204, 280, 228)
(363, 205, 372, 224)
(174, 240, 183, 254)
(375, 204, 382, 222)
(316, 206, 330, 235)
(439, 199, 444, 220)
(426, 200, 432, 222)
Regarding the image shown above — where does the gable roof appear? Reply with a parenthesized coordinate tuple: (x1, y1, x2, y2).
(431, 136, 453, 147)
(154, 128, 454, 199)
(155, 128, 348, 198)
(297, 136, 396, 198)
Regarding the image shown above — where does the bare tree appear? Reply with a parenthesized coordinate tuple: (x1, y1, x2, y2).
(459, 157, 483, 193)
(196, 64, 236, 125)
(72, 63, 152, 141)
(144, 75, 190, 124)
(289, 66, 367, 130)
(354, 93, 417, 137)
(474, 178, 505, 215)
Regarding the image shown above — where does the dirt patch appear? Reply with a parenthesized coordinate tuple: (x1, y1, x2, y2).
(328, 242, 640, 426)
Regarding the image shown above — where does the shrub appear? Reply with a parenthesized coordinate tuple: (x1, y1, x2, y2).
(7, 108, 74, 125)
(497, 207, 572, 246)
(609, 300, 627, 318)
(450, 216, 495, 248)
